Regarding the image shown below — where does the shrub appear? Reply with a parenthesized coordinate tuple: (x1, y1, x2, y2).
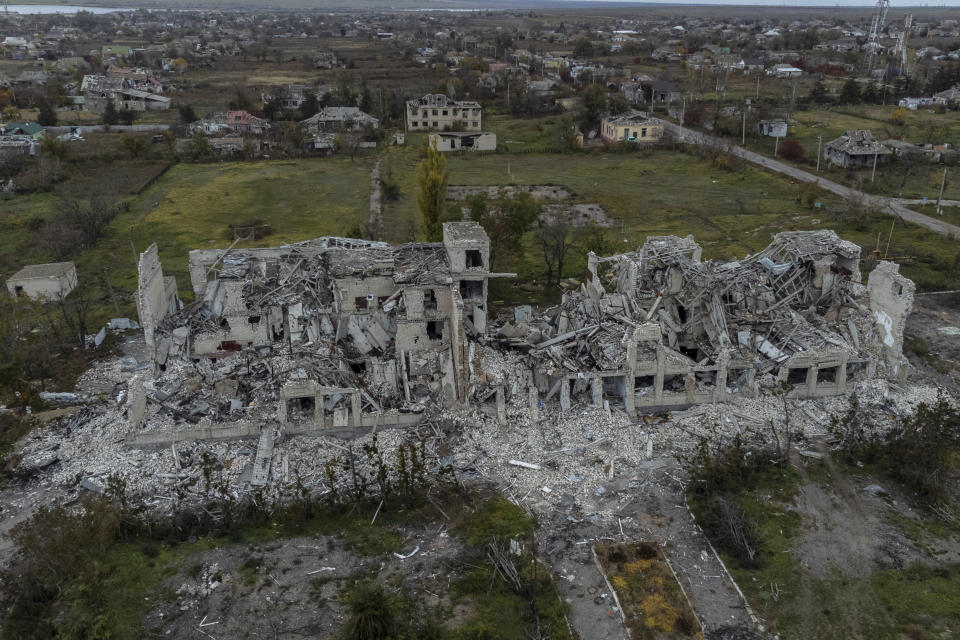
(778, 138, 804, 161)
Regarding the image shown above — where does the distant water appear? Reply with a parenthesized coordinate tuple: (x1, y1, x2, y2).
(4, 4, 127, 13)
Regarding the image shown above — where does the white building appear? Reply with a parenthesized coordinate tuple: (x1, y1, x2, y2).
(6, 262, 78, 301)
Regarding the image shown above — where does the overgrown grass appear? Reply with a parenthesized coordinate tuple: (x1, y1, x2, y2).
(685, 436, 960, 640)
(596, 542, 700, 640)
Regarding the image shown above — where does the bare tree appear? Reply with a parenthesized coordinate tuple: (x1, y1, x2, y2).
(56, 288, 91, 349)
(536, 221, 574, 284)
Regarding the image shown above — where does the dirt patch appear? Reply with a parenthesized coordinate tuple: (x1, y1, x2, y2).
(447, 184, 573, 201)
(542, 203, 615, 227)
(148, 525, 462, 638)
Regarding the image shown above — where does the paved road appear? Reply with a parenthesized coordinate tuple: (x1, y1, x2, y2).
(653, 118, 960, 239)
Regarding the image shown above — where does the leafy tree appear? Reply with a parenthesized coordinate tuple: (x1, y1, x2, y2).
(573, 39, 595, 59)
(360, 86, 373, 113)
(299, 92, 320, 120)
(171, 57, 188, 73)
(839, 77, 861, 104)
(580, 84, 607, 133)
(778, 138, 804, 161)
(891, 107, 908, 126)
(861, 81, 880, 105)
(118, 108, 137, 126)
(809, 78, 830, 104)
(102, 99, 118, 125)
(263, 93, 284, 121)
(40, 136, 69, 162)
(177, 103, 197, 124)
(37, 99, 57, 126)
(416, 140, 448, 241)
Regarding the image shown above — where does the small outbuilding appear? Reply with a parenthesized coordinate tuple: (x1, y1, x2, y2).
(6, 261, 78, 301)
(758, 119, 788, 138)
(428, 131, 496, 152)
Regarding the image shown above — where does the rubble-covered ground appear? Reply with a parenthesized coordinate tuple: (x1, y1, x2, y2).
(2, 303, 960, 638)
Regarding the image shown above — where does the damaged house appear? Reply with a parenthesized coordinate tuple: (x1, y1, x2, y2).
(138, 222, 505, 435)
(493, 231, 913, 415)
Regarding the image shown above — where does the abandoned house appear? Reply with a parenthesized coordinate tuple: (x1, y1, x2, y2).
(405, 94, 482, 132)
(300, 107, 380, 133)
(600, 110, 663, 143)
(80, 74, 171, 113)
(824, 130, 892, 168)
(428, 131, 497, 152)
(6, 261, 78, 301)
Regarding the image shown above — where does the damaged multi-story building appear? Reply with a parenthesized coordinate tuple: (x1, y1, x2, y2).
(496, 231, 914, 415)
(136, 222, 504, 438)
(132, 226, 914, 447)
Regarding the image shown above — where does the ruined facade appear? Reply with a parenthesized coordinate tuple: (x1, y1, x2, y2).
(143, 223, 502, 435)
(135, 228, 914, 444)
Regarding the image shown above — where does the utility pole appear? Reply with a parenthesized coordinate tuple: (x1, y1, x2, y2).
(742, 108, 746, 145)
(756, 73, 760, 100)
(774, 136, 779, 156)
(816, 135, 822, 172)
(936, 166, 947, 216)
(680, 96, 685, 136)
(102, 268, 120, 315)
(871, 152, 878, 183)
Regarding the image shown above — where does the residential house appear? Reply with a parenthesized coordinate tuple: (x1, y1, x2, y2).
(934, 85, 960, 105)
(190, 111, 270, 137)
(600, 110, 663, 143)
(768, 64, 803, 78)
(300, 107, 379, 133)
(406, 94, 482, 132)
(0, 122, 45, 140)
(824, 130, 892, 168)
(642, 80, 681, 104)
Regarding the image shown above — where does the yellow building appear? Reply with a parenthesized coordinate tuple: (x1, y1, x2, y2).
(600, 110, 663, 143)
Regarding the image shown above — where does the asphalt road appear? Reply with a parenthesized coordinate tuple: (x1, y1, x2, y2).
(652, 118, 960, 239)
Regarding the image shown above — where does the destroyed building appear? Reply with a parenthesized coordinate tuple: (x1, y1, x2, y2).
(133, 228, 914, 446)
(494, 231, 914, 414)
(138, 222, 505, 438)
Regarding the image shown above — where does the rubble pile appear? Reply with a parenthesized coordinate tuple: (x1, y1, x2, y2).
(489, 231, 915, 413)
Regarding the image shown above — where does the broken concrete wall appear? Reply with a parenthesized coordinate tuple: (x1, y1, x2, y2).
(136, 244, 177, 349)
(867, 261, 915, 376)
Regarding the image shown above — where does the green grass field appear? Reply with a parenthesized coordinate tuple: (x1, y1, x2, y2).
(89, 157, 373, 311)
(10, 157, 372, 325)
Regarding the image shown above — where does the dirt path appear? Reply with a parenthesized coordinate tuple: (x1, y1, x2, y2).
(368, 158, 383, 240)
(653, 119, 960, 239)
